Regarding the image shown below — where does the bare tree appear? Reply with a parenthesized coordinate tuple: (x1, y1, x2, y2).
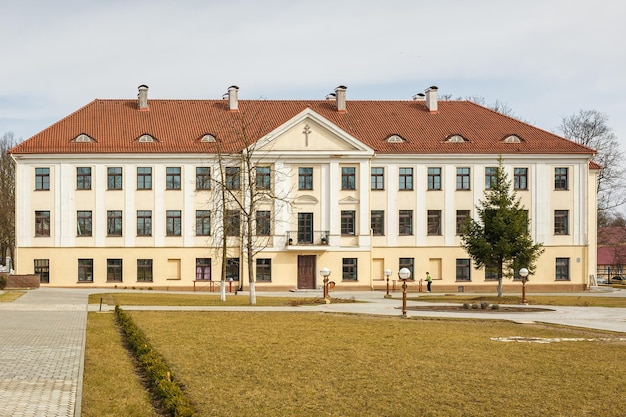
(560, 110, 625, 214)
(0, 132, 17, 268)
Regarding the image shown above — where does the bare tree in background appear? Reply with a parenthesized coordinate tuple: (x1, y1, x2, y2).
(560, 110, 625, 218)
(440, 94, 521, 119)
(0, 132, 17, 268)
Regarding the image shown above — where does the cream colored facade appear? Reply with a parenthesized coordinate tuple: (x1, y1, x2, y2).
(12, 92, 597, 292)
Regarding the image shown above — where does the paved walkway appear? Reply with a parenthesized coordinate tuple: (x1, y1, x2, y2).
(1, 287, 626, 416)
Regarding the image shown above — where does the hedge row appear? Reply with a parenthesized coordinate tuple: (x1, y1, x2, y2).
(114, 306, 195, 417)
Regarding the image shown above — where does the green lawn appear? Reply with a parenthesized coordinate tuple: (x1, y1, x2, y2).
(413, 294, 626, 307)
(0, 291, 24, 302)
(89, 292, 337, 306)
(84, 311, 626, 417)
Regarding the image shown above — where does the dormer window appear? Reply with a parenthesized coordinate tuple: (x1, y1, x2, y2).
(446, 134, 467, 143)
(386, 134, 405, 143)
(72, 133, 95, 143)
(136, 134, 156, 143)
(200, 134, 217, 143)
(503, 134, 522, 143)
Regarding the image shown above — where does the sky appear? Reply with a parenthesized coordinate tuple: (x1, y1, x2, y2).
(1, 0, 625, 147)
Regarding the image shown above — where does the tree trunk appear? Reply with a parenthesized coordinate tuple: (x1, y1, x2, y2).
(220, 280, 226, 302)
(497, 278, 503, 297)
(249, 280, 256, 305)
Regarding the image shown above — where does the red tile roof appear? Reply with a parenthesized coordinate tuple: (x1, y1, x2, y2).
(10, 98, 595, 156)
(598, 246, 626, 265)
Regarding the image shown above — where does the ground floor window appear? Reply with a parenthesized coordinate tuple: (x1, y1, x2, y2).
(342, 258, 358, 281)
(78, 259, 93, 282)
(456, 259, 471, 281)
(196, 258, 211, 280)
(34, 259, 49, 283)
(485, 266, 499, 280)
(226, 258, 239, 281)
(137, 259, 153, 282)
(399, 258, 414, 279)
(556, 258, 570, 281)
(107, 259, 122, 282)
(256, 258, 272, 282)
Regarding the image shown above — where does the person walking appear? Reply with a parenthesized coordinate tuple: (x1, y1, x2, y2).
(425, 272, 432, 292)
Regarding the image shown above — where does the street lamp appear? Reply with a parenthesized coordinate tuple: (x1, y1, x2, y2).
(320, 267, 331, 300)
(384, 268, 392, 299)
(519, 268, 529, 305)
(398, 267, 411, 317)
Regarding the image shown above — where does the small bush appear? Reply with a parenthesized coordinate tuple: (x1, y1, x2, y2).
(471, 303, 479, 309)
(480, 301, 490, 310)
(491, 304, 500, 310)
(0, 274, 7, 290)
(462, 303, 470, 309)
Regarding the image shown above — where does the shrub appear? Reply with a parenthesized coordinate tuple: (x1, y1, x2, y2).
(471, 303, 479, 309)
(491, 304, 500, 310)
(0, 274, 7, 290)
(462, 303, 470, 309)
(115, 306, 195, 416)
(480, 301, 490, 310)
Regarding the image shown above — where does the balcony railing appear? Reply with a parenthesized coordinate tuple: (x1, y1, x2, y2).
(286, 231, 330, 246)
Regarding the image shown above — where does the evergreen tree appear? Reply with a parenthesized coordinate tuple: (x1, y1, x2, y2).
(461, 158, 544, 297)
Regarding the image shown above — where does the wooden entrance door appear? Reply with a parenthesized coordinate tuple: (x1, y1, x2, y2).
(297, 255, 316, 289)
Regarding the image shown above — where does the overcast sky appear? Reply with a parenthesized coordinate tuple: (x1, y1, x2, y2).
(2, 0, 625, 148)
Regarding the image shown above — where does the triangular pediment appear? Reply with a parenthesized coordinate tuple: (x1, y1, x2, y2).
(339, 196, 360, 204)
(254, 108, 374, 157)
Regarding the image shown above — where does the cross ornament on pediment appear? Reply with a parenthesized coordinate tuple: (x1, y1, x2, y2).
(302, 124, 311, 146)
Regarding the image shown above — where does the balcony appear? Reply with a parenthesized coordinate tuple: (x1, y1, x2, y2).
(285, 230, 330, 251)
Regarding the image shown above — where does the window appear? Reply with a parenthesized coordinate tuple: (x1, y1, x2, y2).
(555, 167, 568, 190)
(225, 167, 240, 190)
(196, 167, 211, 190)
(256, 167, 271, 190)
(399, 168, 413, 190)
(341, 167, 356, 190)
(35, 211, 50, 237)
(77, 210, 92, 237)
(137, 210, 152, 236)
(341, 210, 356, 235)
(297, 212, 313, 243)
(554, 210, 569, 235)
(485, 266, 499, 280)
(256, 258, 272, 282)
(456, 210, 470, 235)
(427, 210, 442, 236)
(195, 210, 211, 236)
(196, 258, 211, 280)
(226, 258, 239, 281)
(107, 167, 122, 190)
(514, 168, 528, 190)
(556, 258, 570, 281)
(456, 167, 471, 190)
(485, 167, 497, 190)
(137, 259, 153, 282)
(428, 167, 441, 190)
(371, 167, 384, 190)
(76, 167, 91, 190)
(226, 210, 240, 236)
(371, 210, 385, 236)
(35, 168, 50, 190)
(298, 167, 313, 190)
(107, 210, 122, 236)
(342, 258, 358, 281)
(107, 259, 122, 282)
(456, 259, 471, 281)
(256, 210, 271, 236)
(399, 210, 413, 236)
(399, 258, 414, 278)
(137, 167, 152, 190)
(34, 259, 49, 283)
(166, 167, 181, 190)
(78, 259, 93, 282)
(166, 210, 182, 236)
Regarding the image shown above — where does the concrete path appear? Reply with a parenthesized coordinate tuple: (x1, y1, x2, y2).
(1, 287, 626, 416)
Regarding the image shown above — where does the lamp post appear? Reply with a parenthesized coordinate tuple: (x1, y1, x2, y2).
(384, 268, 392, 299)
(519, 268, 529, 305)
(398, 267, 411, 317)
(320, 267, 331, 300)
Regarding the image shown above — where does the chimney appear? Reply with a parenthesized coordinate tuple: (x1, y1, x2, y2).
(425, 86, 438, 112)
(335, 85, 347, 113)
(228, 85, 239, 112)
(138, 84, 149, 111)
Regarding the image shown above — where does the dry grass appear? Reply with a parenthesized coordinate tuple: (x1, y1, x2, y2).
(126, 311, 626, 417)
(414, 294, 626, 307)
(82, 312, 159, 417)
(89, 292, 334, 306)
(0, 291, 25, 302)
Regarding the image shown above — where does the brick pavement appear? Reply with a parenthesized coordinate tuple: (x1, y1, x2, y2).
(0, 289, 88, 417)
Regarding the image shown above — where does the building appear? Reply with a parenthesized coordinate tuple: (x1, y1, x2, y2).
(9, 85, 597, 291)
(597, 226, 626, 283)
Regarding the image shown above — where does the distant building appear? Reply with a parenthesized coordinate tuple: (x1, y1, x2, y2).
(9, 85, 597, 291)
(597, 226, 626, 282)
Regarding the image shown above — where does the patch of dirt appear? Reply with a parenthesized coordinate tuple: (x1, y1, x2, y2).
(407, 305, 553, 313)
